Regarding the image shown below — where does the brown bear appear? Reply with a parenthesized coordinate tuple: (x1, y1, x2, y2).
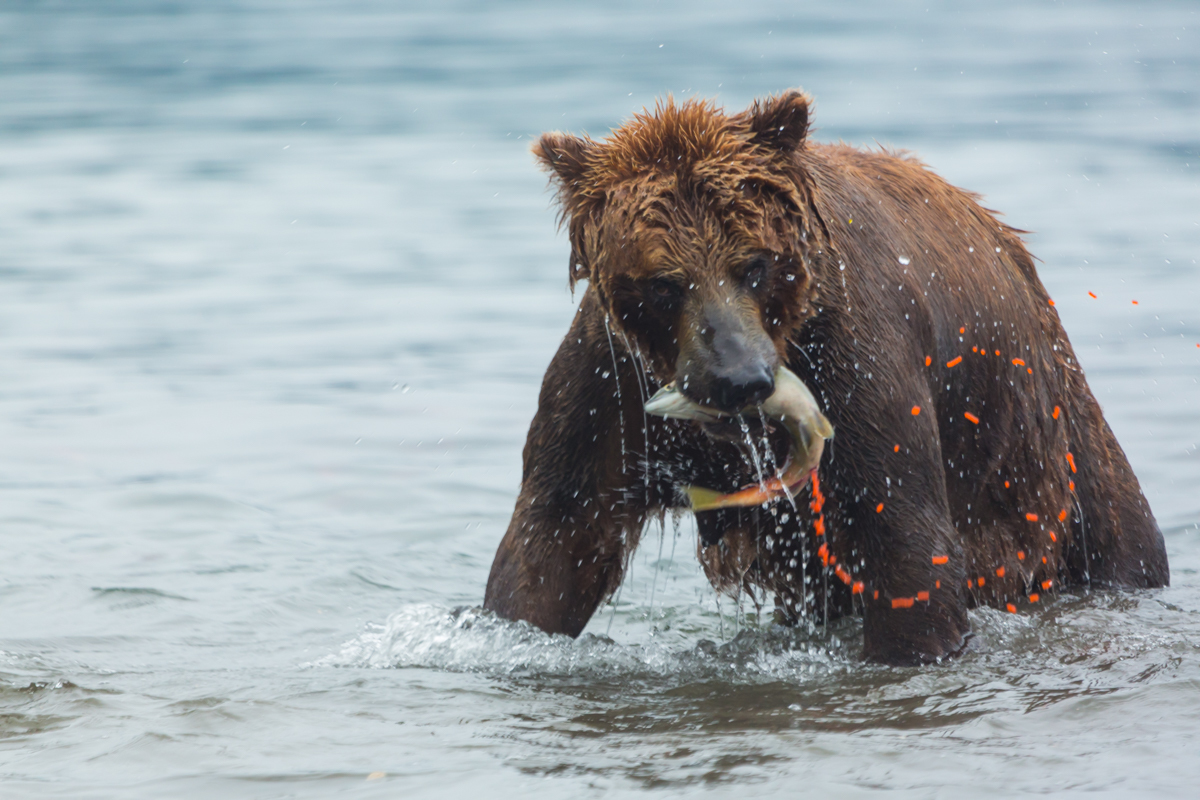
(482, 90, 1169, 665)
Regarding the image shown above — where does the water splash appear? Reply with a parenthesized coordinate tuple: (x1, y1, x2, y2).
(738, 415, 770, 491)
(312, 604, 860, 683)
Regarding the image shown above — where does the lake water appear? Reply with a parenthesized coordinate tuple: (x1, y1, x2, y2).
(2, 1, 1198, 797)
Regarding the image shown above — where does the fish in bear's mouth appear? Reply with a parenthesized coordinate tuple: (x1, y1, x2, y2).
(643, 365, 834, 511)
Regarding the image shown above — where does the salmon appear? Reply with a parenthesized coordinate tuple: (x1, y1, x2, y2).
(644, 366, 833, 511)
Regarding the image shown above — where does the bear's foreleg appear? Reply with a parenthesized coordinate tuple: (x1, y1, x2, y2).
(484, 293, 656, 637)
(816, 381, 973, 665)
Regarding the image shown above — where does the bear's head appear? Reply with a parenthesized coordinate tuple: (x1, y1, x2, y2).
(534, 90, 823, 413)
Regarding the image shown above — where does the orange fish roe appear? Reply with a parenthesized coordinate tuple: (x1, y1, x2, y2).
(1029, 593, 1040, 603)
(959, 326, 966, 334)
(1027, 367, 1033, 374)
(873, 589, 880, 600)
(1053, 405, 1061, 419)
(978, 576, 986, 587)
(876, 503, 884, 513)
(947, 356, 963, 368)
(818, 542, 829, 566)
(996, 566, 1006, 577)
(1088, 291, 1097, 299)
(852, 581, 865, 594)
(936, 580, 941, 589)
(1042, 556, 1048, 565)
(892, 597, 915, 609)
(1017, 550, 1026, 561)
(1042, 579, 1053, 590)
(1132, 300, 1139, 305)
(972, 346, 979, 353)
(1004, 480, 1010, 488)
(994, 349, 1001, 356)
(1049, 531, 1057, 542)
(925, 355, 932, 366)
(964, 412, 980, 424)
(911, 405, 921, 415)
(1066, 452, 1077, 473)
(1048, 299, 1056, 307)
(1012, 358, 1026, 366)
(916, 591, 930, 602)
(1025, 512, 1039, 522)
(932, 555, 949, 565)
(810, 476, 827, 538)
(967, 578, 975, 588)
(1058, 509, 1068, 522)
(1006, 603, 1018, 613)
(835, 565, 852, 585)
(1069, 480, 1075, 492)
(894, 444, 900, 452)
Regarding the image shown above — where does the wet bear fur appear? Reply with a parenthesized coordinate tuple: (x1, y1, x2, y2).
(483, 90, 1169, 665)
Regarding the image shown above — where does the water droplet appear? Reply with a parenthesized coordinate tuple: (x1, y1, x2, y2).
(898, 256, 911, 265)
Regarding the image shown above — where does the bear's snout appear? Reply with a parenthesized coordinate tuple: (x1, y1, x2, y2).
(710, 358, 775, 411)
(679, 301, 778, 413)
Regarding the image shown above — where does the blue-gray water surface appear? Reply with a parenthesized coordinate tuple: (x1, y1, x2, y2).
(2, 1, 1199, 797)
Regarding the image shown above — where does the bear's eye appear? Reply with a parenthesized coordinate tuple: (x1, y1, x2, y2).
(743, 257, 770, 289)
(649, 279, 682, 304)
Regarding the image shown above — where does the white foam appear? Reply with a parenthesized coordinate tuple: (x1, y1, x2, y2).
(312, 604, 856, 682)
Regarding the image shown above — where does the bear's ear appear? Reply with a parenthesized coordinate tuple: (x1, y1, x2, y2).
(737, 90, 811, 154)
(532, 132, 596, 200)
(533, 132, 601, 291)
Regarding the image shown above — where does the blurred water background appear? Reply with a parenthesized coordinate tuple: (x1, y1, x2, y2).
(1, 1, 1198, 797)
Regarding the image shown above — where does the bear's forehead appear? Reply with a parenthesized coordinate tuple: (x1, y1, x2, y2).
(593, 197, 783, 279)
(595, 178, 771, 250)
(592, 167, 791, 252)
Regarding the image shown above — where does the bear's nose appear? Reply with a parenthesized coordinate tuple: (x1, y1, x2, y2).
(711, 363, 775, 412)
